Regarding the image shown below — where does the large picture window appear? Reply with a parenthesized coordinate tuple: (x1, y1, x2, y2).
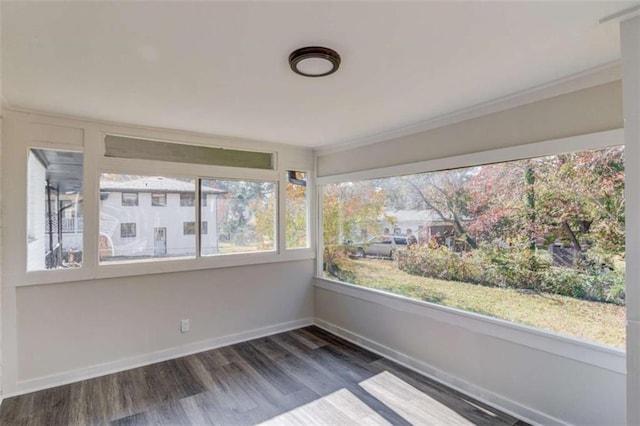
(200, 179, 276, 255)
(321, 146, 625, 348)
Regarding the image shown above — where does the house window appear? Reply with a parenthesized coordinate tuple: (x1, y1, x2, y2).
(183, 222, 208, 235)
(200, 179, 275, 255)
(100, 174, 196, 263)
(183, 222, 196, 235)
(180, 193, 195, 206)
(321, 146, 625, 348)
(286, 171, 309, 249)
(120, 223, 137, 238)
(122, 193, 139, 206)
(180, 193, 207, 207)
(27, 148, 84, 271)
(151, 193, 167, 206)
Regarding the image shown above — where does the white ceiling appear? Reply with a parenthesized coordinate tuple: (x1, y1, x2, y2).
(1, 1, 634, 149)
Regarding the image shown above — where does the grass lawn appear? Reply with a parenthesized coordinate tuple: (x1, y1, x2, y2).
(333, 258, 625, 348)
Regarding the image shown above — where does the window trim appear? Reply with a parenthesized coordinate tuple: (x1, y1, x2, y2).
(315, 129, 626, 358)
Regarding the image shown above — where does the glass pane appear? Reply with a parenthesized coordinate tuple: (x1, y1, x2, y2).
(27, 149, 83, 270)
(286, 171, 309, 249)
(201, 179, 276, 255)
(151, 193, 167, 206)
(99, 174, 196, 262)
(322, 146, 625, 348)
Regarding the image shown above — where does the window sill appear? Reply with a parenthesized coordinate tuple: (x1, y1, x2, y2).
(314, 277, 626, 374)
(11, 249, 316, 287)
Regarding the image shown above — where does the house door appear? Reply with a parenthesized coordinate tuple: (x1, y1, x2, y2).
(154, 227, 167, 256)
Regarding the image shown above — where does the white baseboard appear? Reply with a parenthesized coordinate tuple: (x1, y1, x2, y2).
(314, 318, 567, 426)
(4, 317, 314, 399)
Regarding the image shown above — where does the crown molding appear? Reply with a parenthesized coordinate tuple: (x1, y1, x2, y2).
(314, 61, 621, 157)
(600, 5, 640, 24)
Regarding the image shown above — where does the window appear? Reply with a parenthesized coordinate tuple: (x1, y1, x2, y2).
(120, 223, 137, 238)
(151, 193, 167, 206)
(182, 221, 207, 236)
(200, 179, 276, 255)
(180, 193, 195, 206)
(180, 193, 207, 207)
(321, 146, 625, 348)
(122, 193, 139, 206)
(286, 171, 309, 249)
(27, 148, 84, 271)
(183, 222, 195, 235)
(100, 174, 196, 262)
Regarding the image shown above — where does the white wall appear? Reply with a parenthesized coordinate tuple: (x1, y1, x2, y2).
(16, 260, 314, 386)
(315, 282, 625, 425)
(317, 80, 623, 177)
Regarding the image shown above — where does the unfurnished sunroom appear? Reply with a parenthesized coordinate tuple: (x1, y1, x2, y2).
(0, 1, 639, 425)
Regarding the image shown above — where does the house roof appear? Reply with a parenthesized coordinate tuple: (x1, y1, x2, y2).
(100, 176, 227, 194)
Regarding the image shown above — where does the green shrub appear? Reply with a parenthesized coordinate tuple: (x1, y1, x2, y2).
(398, 243, 625, 305)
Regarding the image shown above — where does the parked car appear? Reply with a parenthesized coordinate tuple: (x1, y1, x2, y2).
(354, 235, 408, 260)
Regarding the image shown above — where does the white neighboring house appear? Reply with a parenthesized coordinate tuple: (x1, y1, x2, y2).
(382, 209, 454, 242)
(99, 177, 226, 260)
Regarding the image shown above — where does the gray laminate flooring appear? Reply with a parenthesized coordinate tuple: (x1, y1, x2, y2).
(0, 326, 527, 425)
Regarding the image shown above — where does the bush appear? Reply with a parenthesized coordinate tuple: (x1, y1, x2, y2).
(398, 243, 625, 305)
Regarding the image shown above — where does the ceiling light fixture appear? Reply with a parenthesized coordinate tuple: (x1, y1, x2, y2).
(289, 46, 341, 77)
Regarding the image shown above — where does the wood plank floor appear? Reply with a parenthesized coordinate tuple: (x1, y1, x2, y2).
(0, 326, 527, 425)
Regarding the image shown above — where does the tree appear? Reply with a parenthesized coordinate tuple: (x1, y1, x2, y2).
(401, 170, 479, 249)
(215, 180, 276, 247)
(533, 146, 625, 259)
(322, 181, 388, 273)
(285, 181, 308, 248)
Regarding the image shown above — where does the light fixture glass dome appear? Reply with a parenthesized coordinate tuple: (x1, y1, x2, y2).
(289, 46, 341, 77)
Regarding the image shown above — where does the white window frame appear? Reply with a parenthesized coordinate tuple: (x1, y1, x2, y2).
(95, 152, 287, 278)
(315, 129, 626, 371)
(7, 111, 314, 286)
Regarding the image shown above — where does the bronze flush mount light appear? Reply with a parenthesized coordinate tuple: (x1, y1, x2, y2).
(289, 46, 341, 77)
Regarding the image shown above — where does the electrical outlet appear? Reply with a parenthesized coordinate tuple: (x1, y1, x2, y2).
(180, 319, 190, 333)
